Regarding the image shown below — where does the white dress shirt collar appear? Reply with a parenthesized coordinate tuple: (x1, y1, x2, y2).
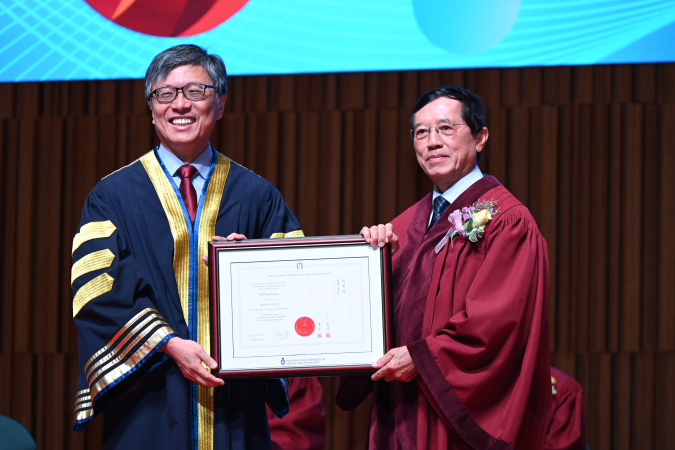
(432, 164, 484, 205)
(157, 143, 213, 180)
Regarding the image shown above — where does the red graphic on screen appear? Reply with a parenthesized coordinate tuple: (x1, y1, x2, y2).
(85, 0, 249, 37)
(294, 317, 315, 337)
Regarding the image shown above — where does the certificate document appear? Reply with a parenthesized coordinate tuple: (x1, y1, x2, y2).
(209, 236, 391, 377)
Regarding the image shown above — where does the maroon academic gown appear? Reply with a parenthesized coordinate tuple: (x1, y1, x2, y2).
(267, 377, 326, 450)
(545, 368, 586, 450)
(338, 176, 552, 449)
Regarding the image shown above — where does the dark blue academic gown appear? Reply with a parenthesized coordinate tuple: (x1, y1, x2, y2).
(72, 149, 303, 449)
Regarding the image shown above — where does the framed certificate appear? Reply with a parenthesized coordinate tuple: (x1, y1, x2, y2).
(208, 235, 392, 378)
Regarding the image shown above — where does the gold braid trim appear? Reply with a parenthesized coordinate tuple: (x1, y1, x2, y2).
(73, 273, 114, 317)
(82, 308, 163, 376)
(140, 152, 191, 323)
(86, 310, 175, 399)
(269, 230, 305, 239)
(75, 388, 90, 400)
(196, 153, 230, 450)
(72, 221, 116, 254)
(71, 249, 115, 285)
(140, 150, 231, 449)
(89, 322, 174, 399)
(74, 388, 94, 422)
(85, 312, 162, 381)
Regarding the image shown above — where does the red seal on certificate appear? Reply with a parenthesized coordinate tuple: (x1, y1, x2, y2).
(294, 317, 315, 337)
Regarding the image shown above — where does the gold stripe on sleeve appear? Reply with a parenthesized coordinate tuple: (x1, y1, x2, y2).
(85, 311, 162, 381)
(89, 320, 175, 399)
(269, 230, 305, 239)
(75, 389, 90, 399)
(196, 153, 230, 450)
(73, 273, 114, 317)
(71, 249, 115, 285)
(81, 308, 175, 400)
(74, 389, 94, 422)
(72, 221, 117, 254)
(82, 308, 164, 375)
(75, 403, 94, 423)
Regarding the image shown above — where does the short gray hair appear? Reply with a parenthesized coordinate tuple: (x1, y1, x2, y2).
(144, 44, 228, 100)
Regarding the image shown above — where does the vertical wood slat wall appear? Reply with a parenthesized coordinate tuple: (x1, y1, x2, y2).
(1, 63, 674, 449)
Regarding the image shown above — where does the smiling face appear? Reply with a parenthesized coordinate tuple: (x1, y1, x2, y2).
(412, 97, 488, 192)
(149, 64, 227, 163)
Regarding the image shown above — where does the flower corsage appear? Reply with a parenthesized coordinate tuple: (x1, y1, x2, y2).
(435, 199, 500, 253)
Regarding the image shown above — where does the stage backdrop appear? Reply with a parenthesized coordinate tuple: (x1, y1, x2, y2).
(1, 0, 675, 82)
(0, 62, 674, 449)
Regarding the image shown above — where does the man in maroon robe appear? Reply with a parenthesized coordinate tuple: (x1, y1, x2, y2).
(337, 85, 552, 449)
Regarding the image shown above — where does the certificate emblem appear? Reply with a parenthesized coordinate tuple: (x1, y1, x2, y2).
(294, 317, 315, 337)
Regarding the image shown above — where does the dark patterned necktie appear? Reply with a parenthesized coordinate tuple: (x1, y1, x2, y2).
(428, 195, 450, 231)
(177, 164, 198, 221)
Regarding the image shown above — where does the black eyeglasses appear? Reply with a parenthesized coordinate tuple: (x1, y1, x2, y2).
(150, 83, 217, 103)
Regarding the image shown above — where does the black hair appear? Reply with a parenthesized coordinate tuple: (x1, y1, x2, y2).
(409, 85, 487, 136)
(145, 44, 227, 100)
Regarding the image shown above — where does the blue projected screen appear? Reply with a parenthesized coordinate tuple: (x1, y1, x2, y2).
(1, 0, 675, 82)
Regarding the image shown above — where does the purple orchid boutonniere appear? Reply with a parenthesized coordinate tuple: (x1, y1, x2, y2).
(435, 199, 500, 253)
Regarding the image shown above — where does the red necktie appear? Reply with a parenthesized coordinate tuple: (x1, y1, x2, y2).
(177, 164, 198, 221)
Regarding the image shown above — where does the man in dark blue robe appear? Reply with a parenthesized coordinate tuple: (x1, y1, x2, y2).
(71, 44, 302, 449)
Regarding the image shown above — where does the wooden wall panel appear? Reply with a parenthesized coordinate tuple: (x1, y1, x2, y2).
(375, 109, 400, 224)
(529, 106, 562, 352)
(634, 64, 656, 103)
(34, 118, 65, 353)
(541, 67, 572, 105)
(1, 120, 19, 353)
(0, 62, 674, 448)
(621, 105, 644, 352)
(267, 75, 292, 111)
(394, 111, 420, 216)
(572, 66, 594, 104)
(659, 105, 675, 351)
(340, 112, 358, 234)
(9, 354, 35, 433)
(607, 105, 623, 353)
(654, 353, 675, 448)
(633, 353, 655, 449)
(613, 353, 631, 449)
(14, 120, 37, 353)
(550, 106, 571, 352)
(573, 106, 592, 352)
(598, 66, 617, 103)
(350, 110, 379, 228)
(16, 82, 39, 117)
(555, 106, 573, 352)
(642, 105, 660, 352)
(0, 354, 9, 416)
(504, 107, 529, 205)
(588, 106, 610, 352)
(317, 111, 344, 236)
(481, 107, 507, 189)
(660, 64, 675, 101)
(278, 113, 300, 213)
(297, 111, 321, 236)
(612, 65, 634, 104)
